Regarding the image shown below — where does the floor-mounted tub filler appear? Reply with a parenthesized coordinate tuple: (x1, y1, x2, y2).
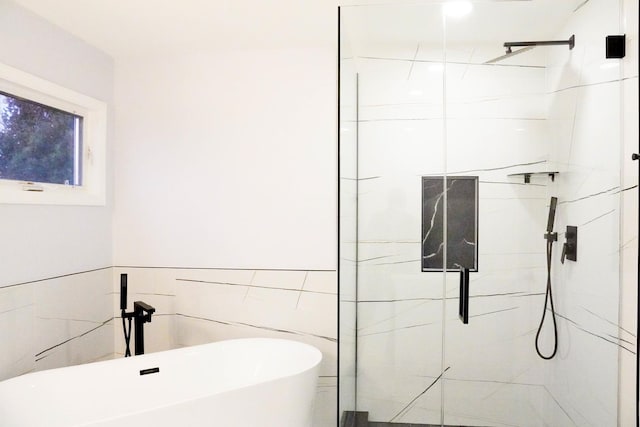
(0, 338, 322, 427)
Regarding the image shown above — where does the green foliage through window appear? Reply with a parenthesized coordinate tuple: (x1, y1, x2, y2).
(0, 91, 82, 186)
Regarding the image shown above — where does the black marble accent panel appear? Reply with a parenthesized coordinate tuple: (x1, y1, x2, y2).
(422, 176, 478, 272)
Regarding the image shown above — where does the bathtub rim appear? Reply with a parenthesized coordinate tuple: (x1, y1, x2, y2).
(0, 337, 323, 427)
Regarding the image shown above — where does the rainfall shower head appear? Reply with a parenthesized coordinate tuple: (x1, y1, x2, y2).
(484, 34, 575, 64)
(484, 46, 535, 64)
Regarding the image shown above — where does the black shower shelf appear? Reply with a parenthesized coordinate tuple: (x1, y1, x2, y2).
(508, 171, 559, 184)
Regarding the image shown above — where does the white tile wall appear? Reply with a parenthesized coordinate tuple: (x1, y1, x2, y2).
(0, 268, 114, 381)
(113, 266, 337, 427)
(353, 37, 552, 424)
(620, 0, 640, 425)
(542, 1, 631, 425)
(0, 284, 34, 380)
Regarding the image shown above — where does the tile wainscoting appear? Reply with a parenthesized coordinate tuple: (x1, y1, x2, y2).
(112, 266, 337, 427)
(0, 267, 114, 381)
(0, 266, 336, 427)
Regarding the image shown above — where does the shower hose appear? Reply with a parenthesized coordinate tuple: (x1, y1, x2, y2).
(535, 236, 558, 359)
(122, 310, 132, 357)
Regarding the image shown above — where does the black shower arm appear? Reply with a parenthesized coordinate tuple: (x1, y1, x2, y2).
(505, 35, 575, 51)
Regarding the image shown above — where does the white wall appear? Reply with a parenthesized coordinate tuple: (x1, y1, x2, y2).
(113, 48, 336, 270)
(0, 0, 114, 379)
(0, 0, 114, 285)
(112, 47, 338, 427)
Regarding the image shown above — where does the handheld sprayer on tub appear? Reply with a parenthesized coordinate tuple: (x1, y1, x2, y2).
(120, 274, 156, 356)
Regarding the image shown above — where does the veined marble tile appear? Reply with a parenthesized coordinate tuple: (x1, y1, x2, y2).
(34, 269, 113, 370)
(175, 314, 336, 377)
(446, 62, 546, 103)
(176, 278, 254, 326)
(358, 298, 443, 339)
(176, 269, 336, 342)
(358, 372, 443, 425)
(251, 269, 308, 290)
(314, 376, 338, 427)
(113, 266, 177, 296)
(359, 103, 444, 123)
(36, 268, 112, 322)
(447, 120, 550, 173)
(356, 40, 435, 65)
(447, 93, 547, 120)
(357, 120, 445, 179)
(359, 74, 443, 108)
(35, 319, 113, 372)
(356, 57, 413, 82)
(301, 271, 337, 295)
(0, 284, 34, 380)
(296, 292, 337, 339)
(442, 380, 553, 427)
(173, 267, 255, 287)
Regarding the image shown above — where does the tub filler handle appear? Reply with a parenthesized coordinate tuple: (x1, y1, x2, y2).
(133, 301, 156, 356)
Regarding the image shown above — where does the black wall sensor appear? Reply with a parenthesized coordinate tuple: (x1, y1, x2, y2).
(606, 35, 626, 59)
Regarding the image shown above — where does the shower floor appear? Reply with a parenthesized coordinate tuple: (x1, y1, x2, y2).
(341, 411, 486, 427)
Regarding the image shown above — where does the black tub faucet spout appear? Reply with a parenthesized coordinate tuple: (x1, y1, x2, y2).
(133, 301, 155, 356)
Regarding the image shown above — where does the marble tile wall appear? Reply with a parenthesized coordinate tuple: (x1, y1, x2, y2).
(347, 0, 634, 425)
(0, 268, 114, 381)
(112, 266, 337, 427)
(620, 0, 639, 425)
(353, 40, 552, 426)
(543, 0, 637, 425)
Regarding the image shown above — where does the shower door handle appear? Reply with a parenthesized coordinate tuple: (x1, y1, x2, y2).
(459, 267, 470, 324)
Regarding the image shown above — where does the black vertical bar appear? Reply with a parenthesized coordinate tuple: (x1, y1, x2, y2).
(337, 6, 342, 425)
(634, 153, 639, 427)
(459, 267, 469, 324)
(120, 274, 127, 310)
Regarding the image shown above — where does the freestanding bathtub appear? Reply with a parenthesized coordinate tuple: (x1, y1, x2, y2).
(0, 338, 322, 427)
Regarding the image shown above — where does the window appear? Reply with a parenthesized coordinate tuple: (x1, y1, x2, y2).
(0, 91, 83, 186)
(0, 62, 106, 205)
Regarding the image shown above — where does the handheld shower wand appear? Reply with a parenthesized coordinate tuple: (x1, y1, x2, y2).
(120, 274, 133, 357)
(535, 197, 559, 360)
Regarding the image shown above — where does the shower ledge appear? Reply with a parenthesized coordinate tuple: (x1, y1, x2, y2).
(508, 170, 559, 184)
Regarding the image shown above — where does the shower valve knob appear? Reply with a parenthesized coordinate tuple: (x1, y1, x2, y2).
(561, 226, 578, 263)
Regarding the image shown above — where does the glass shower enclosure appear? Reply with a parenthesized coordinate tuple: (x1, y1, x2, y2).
(339, 1, 624, 425)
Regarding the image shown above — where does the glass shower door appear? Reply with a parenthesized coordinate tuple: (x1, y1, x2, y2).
(441, 1, 622, 426)
(338, 1, 624, 426)
(339, 3, 449, 424)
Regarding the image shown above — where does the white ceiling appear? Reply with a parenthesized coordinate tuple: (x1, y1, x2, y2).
(10, 0, 340, 58)
(10, 0, 581, 59)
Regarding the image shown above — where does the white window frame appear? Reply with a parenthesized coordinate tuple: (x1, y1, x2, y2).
(0, 62, 107, 206)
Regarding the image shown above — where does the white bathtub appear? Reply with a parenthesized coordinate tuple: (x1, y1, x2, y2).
(0, 338, 322, 427)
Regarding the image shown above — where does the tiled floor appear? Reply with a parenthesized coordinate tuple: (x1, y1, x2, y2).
(370, 423, 445, 427)
(342, 411, 482, 427)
